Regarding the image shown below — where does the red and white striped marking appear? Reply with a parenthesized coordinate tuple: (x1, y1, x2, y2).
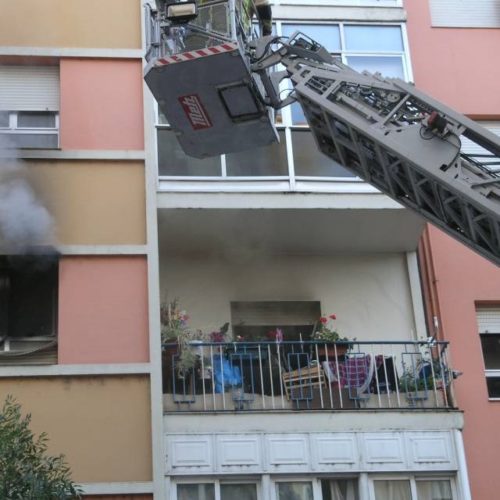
(155, 43, 238, 66)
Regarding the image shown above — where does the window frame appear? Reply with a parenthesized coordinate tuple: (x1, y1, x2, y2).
(0, 255, 59, 364)
(476, 305, 500, 400)
(0, 110, 59, 149)
(156, 20, 412, 191)
(172, 479, 261, 500)
(368, 474, 457, 500)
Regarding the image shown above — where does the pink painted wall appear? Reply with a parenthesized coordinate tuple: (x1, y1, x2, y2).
(58, 256, 149, 364)
(59, 59, 144, 150)
(405, 0, 500, 116)
(425, 226, 500, 500)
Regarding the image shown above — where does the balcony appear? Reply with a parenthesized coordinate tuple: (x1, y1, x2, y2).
(162, 339, 455, 412)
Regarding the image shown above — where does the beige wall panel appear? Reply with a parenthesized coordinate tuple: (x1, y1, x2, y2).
(0, 0, 141, 49)
(160, 253, 416, 342)
(0, 376, 152, 483)
(24, 160, 146, 245)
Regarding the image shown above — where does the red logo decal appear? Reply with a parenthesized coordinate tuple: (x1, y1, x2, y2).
(179, 94, 212, 130)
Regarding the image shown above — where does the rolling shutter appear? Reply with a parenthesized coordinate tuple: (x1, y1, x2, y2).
(461, 122, 500, 161)
(0, 65, 59, 111)
(476, 307, 500, 334)
(429, 0, 500, 28)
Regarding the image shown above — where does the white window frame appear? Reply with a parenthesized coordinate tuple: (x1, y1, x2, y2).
(271, 478, 317, 500)
(368, 474, 457, 500)
(171, 478, 262, 500)
(0, 110, 59, 149)
(156, 20, 412, 193)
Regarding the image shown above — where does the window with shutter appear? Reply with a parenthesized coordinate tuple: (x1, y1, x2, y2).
(0, 65, 60, 149)
(476, 306, 500, 398)
(429, 0, 500, 28)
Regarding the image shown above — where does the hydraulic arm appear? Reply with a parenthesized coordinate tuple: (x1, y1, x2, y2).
(144, 1, 500, 266)
(250, 33, 500, 266)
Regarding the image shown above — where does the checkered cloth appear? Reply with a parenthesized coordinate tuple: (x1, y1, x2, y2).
(323, 354, 372, 389)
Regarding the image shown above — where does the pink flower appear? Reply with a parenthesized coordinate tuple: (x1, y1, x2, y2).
(320, 317, 328, 324)
(329, 314, 337, 320)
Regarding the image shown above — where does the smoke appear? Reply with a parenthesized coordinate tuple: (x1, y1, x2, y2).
(0, 135, 55, 253)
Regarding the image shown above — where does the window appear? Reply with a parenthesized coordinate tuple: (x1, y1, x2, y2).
(156, 22, 410, 188)
(176, 482, 258, 500)
(476, 306, 500, 398)
(0, 65, 59, 149)
(321, 478, 359, 500)
(461, 121, 500, 177)
(415, 480, 452, 500)
(0, 255, 58, 364)
(429, 0, 500, 28)
(230, 301, 321, 341)
(276, 481, 313, 500)
(372, 477, 454, 500)
(373, 480, 412, 500)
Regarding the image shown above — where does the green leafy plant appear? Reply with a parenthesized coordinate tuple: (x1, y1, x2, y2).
(399, 370, 435, 392)
(160, 299, 229, 375)
(0, 395, 81, 499)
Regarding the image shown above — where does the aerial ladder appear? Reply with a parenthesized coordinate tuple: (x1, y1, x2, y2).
(144, 0, 500, 267)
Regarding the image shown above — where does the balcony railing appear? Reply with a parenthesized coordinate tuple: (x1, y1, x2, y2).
(162, 340, 455, 412)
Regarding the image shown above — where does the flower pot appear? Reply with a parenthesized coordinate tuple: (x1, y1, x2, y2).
(317, 344, 349, 359)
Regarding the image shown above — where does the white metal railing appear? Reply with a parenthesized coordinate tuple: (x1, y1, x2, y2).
(162, 339, 455, 412)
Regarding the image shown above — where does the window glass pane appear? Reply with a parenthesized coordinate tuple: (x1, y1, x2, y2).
(277, 482, 313, 500)
(344, 25, 403, 52)
(17, 112, 56, 128)
(0, 111, 9, 128)
(374, 480, 411, 500)
(225, 130, 287, 176)
(157, 129, 221, 176)
(480, 334, 500, 369)
(321, 479, 359, 500)
(4, 133, 58, 149)
(221, 484, 257, 500)
(291, 102, 307, 126)
(486, 377, 500, 398)
(416, 480, 452, 500)
(177, 483, 215, 500)
(282, 24, 341, 52)
(346, 56, 404, 79)
(292, 130, 355, 177)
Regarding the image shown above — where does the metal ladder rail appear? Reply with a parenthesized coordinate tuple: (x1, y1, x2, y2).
(285, 59, 500, 266)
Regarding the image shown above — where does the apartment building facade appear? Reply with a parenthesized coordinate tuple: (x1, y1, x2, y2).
(0, 0, 485, 499)
(406, 1, 500, 499)
(0, 1, 159, 498)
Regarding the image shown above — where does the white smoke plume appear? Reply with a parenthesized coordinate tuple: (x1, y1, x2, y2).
(0, 135, 55, 253)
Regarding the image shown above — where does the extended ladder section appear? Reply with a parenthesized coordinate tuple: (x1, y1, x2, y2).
(252, 35, 500, 265)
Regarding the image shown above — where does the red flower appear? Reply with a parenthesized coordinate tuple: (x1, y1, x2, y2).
(329, 314, 337, 320)
(319, 317, 328, 324)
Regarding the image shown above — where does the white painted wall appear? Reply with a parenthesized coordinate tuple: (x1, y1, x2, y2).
(159, 252, 419, 342)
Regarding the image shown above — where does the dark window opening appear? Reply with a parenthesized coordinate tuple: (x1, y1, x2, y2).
(0, 255, 58, 363)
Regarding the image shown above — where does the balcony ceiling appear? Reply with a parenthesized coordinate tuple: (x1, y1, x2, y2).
(157, 207, 424, 256)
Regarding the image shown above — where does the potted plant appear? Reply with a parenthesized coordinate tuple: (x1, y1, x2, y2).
(398, 359, 446, 407)
(161, 299, 230, 376)
(312, 314, 351, 356)
(160, 299, 201, 376)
